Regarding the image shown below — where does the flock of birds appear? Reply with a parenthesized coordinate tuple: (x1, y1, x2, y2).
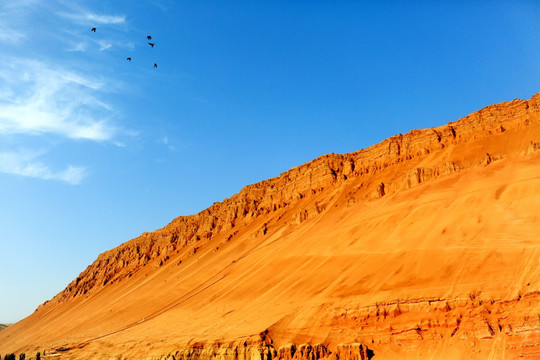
(91, 27, 158, 69)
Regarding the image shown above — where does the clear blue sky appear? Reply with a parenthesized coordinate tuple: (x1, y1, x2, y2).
(1, 0, 540, 323)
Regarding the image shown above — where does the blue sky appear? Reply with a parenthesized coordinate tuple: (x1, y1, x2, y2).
(1, 0, 540, 323)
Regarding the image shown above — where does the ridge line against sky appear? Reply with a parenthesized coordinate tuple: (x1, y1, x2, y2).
(2, 0, 540, 323)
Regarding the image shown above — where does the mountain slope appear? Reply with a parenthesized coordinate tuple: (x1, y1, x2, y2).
(1, 94, 540, 360)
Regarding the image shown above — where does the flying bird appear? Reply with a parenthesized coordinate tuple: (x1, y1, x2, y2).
(126, 57, 131, 61)
(148, 42, 155, 48)
(153, 63, 158, 68)
(91, 27, 96, 32)
(147, 35, 152, 40)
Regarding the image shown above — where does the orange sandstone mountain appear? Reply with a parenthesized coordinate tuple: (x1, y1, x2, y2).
(1, 94, 540, 360)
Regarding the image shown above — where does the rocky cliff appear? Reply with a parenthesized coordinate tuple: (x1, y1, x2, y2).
(2, 93, 540, 360)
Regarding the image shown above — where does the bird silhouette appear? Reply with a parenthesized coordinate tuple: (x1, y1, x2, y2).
(147, 35, 152, 40)
(126, 57, 131, 61)
(153, 63, 158, 68)
(91, 27, 96, 32)
(148, 42, 155, 48)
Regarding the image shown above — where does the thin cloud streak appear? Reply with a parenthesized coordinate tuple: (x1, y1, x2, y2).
(0, 150, 87, 184)
(66, 42, 88, 52)
(98, 40, 113, 51)
(86, 13, 125, 25)
(58, 11, 126, 25)
(0, 26, 24, 44)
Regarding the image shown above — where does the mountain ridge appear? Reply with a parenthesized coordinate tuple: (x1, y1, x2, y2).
(51, 93, 540, 305)
(1, 93, 540, 359)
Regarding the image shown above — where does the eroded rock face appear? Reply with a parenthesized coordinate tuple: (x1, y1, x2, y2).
(154, 342, 373, 360)
(52, 94, 540, 304)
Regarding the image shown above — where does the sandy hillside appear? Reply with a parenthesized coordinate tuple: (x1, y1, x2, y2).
(1, 94, 539, 360)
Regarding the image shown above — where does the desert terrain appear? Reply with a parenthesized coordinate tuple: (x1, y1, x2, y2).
(1, 94, 539, 359)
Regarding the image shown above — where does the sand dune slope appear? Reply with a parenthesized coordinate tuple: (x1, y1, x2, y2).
(1, 94, 540, 360)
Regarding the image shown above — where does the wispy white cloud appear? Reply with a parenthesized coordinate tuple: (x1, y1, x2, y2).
(0, 59, 116, 141)
(86, 13, 125, 25)
(58, 11, 125, 25)
(0, 150, 87, 184)
(0, 2, 131, 184)
(66, 42, 88, 52)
